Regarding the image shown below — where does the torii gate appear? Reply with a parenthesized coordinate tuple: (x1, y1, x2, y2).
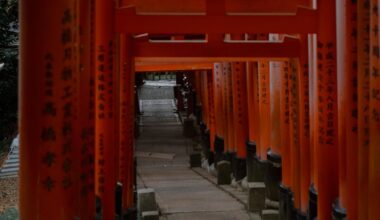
(18, 0, 357, 220)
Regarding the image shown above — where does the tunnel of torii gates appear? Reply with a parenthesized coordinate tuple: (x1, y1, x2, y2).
(18, 0, 380, 219)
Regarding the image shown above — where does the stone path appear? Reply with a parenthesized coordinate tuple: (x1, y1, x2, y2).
(136, 82, 253, 220)
(0, 135, 19, 178)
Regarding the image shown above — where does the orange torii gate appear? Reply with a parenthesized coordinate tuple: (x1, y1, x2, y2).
(20, 0, 376, 220)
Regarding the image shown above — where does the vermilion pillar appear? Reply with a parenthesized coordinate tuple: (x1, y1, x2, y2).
(79, 0, 96, 218)
(298, 35, 311, 214)
(280, 61, 291, 188)
(119, 34, 135, 213)
(357, 1, 370, 219)
(207, 70, 216, 158)
(316, 0, 339, 219)
(213, 63, 225, 163)
(258, 61, 271, 160)
(269, 60, 281, 157)
(247, 62, 258, 146)
(95, 0, 116, 218)
(289, 59, 301, 211)
(20, 0, 80, 219)
(336, 0, 358, 218)
(231, 61, 248, 180)
(369, 1, 380, 219)
(225, 64, 235, 156)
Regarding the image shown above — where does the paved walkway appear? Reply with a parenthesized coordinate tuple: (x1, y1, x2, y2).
(136, 82, 252, 220)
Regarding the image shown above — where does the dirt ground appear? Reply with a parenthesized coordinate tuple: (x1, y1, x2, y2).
(0, 177, 18, 214)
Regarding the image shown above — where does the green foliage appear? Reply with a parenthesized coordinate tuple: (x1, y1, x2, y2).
(0, 0, 18, 143)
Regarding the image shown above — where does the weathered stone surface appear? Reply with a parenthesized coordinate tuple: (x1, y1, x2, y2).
(190, 153, 202, 168)
(248, 182, 266, 212)
(183, 118, 196, 137)
(261, 209, 280, 220)
(141, 211, 159, 220)
(137, 188, 157, 213)
(0, 208, 19, 220)
(217, 160, 232, 185)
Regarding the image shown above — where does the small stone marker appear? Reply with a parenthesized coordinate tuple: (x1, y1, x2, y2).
(248, 182, 266, 212)
(190, 152, 202, 168)
(217, 160, 232, 185)
(137, 188, 157, 213)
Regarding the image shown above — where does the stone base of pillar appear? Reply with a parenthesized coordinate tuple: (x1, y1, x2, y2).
(253, 155, 267, 182)
(295, 209, 307, 220)
(189, 152, 202, 168)
(332, 200, 346, 220)
(265, 150, 282, 201)
(308, 184, 318, 220)
(248, 182, 266, 213)
(123, 207, 137, 220)
(261, 209, 280, 220)
(183, 117, 196, 137)
(217, 160, 232, 185)
(115, 182, 123, 217)
(233, 156, 246, 182)
(246, 141, 257, 182)
(214, 136, 225, 166)
(279, 184, 295, 220)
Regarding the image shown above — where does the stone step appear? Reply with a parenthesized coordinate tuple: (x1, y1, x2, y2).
(0, 172, 18, 178)
(4, 159, 19, 164)
(2, 163, 19, 169)
(0, 167, 19, 173)
(9, 154, 19, 160)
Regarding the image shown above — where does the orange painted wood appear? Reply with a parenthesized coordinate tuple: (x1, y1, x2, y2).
(309, 33, 318, 190)
(289, 59, 301, 209)
(132, 38, 301, 59)
(280, 60, 292, 187)
(207, 70, 216, 151)
(122, 0, 311, 13)
(336, 1, 358, 218)
(135, 62, 213, 72)
(214, 63, 225, 139)
(246, 63, 257, 143)
(226, 65, 235, 153)
(19, 0, 81, 219)
(369, 1, 380, 219)
(95, 0, 117, 218)
(258, 61, 271, 159)
(201, 72, 210, 126)
(269, 56, 282, 156)
(298, 35, 311, 213)
(357, 1, 370, 219)
(78, 0, 96, 218)
(194, 71, 202, 105)
(115, 7, 318, 34)
(119, 34, 135, 210)
(222, 63, 233, 153)
(315, 0, 339, 219)
(232, 61, 249, 158)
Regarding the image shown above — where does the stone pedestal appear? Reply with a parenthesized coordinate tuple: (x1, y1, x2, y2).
(214, 136, 225, 166)
(279, 184, 294, 220)
(137, 188, 157, 213)
(253, 156, 267, 182)
(261, 209, 280, 220)
(248, 182, 266, 212)
(265, 150, 282, 201)
(246, 141, 257, 182)
(183, 118, 196, 137)
(141, 211, 159, 220)
(190, 152, 202, 168)
(217, 160, 232, 185)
